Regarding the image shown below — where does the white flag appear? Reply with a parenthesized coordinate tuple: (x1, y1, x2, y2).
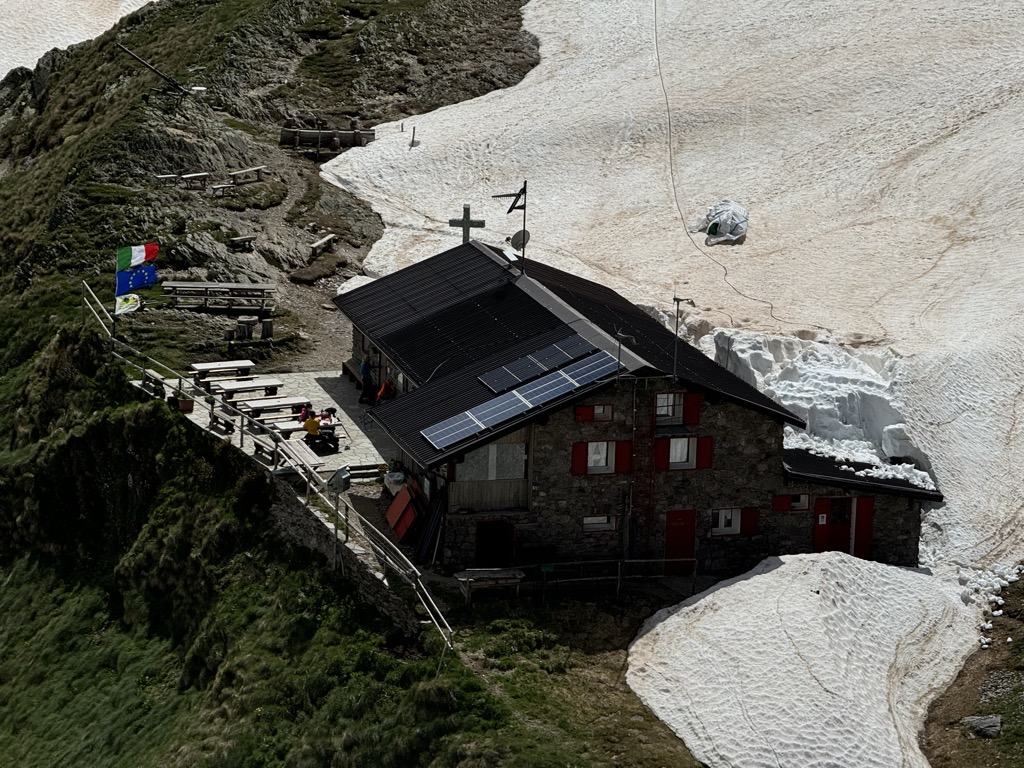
(115, 294, 141, 315)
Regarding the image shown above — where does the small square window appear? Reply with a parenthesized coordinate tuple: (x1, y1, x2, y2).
(790, 494, 809, 510)
(669, 437, 696, 469)
(582, 515, 616, 532)
(712, 508, 741, 535)
(656, 393, 683, 425)
(593, 404, 613, 421)
(587, 441, 614, 474)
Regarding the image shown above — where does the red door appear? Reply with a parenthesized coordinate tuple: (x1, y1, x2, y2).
(814, 497, 868, 555)
(665, 509, 696, 575)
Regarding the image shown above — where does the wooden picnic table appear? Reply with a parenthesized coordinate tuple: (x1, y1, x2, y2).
(454, 569, 526, 605)
(190, 359, 256, 379)
(236, 395, 310, 417)
(208, 377, 283, 399)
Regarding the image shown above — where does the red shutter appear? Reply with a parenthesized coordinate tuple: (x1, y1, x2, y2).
(772, 494, 792, 512)
(575, 405, 595, 422)
(741, 506, 759, 535)
(813, 497, 830, 552)
(614, 440, 633, 473)
(571, 442, 588, 475)
(695, 436, 714, 468)
(683, 394, 702, 426)
(853, 497, 874, 558)
(654, 438, 670, 470)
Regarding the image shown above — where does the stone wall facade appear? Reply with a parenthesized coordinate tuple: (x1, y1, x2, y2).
(438, 376, 924, 575)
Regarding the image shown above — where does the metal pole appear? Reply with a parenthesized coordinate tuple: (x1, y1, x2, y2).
(520, 180, 527, 275)
(672, 297, 682, 383)
(333, 491, 339, 568)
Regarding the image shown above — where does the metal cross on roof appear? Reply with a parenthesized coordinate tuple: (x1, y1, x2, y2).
(448, 204, 485, 243)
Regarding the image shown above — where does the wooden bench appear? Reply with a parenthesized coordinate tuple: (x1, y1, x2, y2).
(139, 368, 167, 397)
(211, 184, 234, 197)
(309, 233, 337, 259)
(281, 438, 325, 471)
(209, 377, 284, 399)
(228, 235, 256, 251)
(454, 569, 526, 605)
(180, 172, 211, 189)
(208, 407, 237, 433)
(155, 174, 179, 186)
(190, 359, 256, 381)
(229, 165, 268, 185)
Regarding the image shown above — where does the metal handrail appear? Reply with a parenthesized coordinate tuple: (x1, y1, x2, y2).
(87, 285, 454, 651)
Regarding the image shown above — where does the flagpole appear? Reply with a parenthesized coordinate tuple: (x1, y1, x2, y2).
(112, 253, 117, 342)
(521, 179, 527, 277)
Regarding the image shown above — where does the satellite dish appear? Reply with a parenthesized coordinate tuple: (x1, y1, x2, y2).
(510, 230, 530, 250)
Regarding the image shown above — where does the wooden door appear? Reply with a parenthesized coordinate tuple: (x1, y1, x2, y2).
(665, 509, 697, 575)
(814, 497, 854, 554)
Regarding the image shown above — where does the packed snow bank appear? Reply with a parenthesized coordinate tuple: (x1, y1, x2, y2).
(702, 329, 937, 490)
(0, 1, 151, 79)
(627, 553, 977, 768)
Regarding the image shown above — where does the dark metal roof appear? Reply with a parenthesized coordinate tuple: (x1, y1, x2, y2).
(333, 243, 565, 384)
(525, 260, 804, 426)
(783, 448, 944, 501)
(334, 241, 805, 468)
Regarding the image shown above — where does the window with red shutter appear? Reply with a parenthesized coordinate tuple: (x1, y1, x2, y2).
(574, 405, 595, 422)
(571, 442, 588, 475)
(614, 440, 633, 473)
(683, 394, 702, 426)
(696, 436, 714, 468)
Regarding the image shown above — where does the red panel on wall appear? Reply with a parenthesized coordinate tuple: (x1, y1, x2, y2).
(386, 486, 412, 527)
(683, 394, 702, 426)
(571, 442, 588, 475)
(575, 405, 595, 422)
(854, 497, 874, 558)
(614, 440, 633, 473)
(772, 494, 792, 512)
(653, 438, 670, 470)
(696, 436, 714, 468)
(741, 506, 759, 535)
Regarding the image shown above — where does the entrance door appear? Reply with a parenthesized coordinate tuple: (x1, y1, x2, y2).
(814, 497, 860, 555)
(475, 520, 515, 567)
(665, 509, 697, 576)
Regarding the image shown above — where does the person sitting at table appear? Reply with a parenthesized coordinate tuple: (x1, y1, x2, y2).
(318, 407, 337, 434)
(303, 412, 321, 437)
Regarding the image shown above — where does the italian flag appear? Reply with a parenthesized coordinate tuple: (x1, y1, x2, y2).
(116, 243, 159, 270)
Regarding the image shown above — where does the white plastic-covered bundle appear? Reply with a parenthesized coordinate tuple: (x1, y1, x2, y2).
(690, 199, 749, 245)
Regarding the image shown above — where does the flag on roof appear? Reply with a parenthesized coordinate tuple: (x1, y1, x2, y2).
(116, 243, 158, 270)
(115, 294, 141, 315)
(116, 264, 158, 296)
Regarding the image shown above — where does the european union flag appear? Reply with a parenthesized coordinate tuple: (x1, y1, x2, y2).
(116, 264, 158, 296)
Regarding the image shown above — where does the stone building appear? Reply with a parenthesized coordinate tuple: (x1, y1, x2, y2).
(334, 241, 940, 579)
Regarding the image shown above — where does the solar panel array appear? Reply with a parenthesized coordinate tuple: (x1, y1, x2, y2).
(422, 350, 620, 449)
(478, 335, 597, 393)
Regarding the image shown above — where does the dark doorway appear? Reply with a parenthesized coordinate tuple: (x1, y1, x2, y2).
(475, 520, 515, 567)
(665, 509, 697, 575)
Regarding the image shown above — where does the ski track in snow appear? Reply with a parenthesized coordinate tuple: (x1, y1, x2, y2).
(320, 0, 1024, 765)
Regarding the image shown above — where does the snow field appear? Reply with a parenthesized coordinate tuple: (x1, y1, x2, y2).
(627, 553, 978, 768)
(0, 1, 151, 80)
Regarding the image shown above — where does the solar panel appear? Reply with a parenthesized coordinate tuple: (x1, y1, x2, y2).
(517, 371, 575, 406)
(479, 367, 520, 393)
(504, 355, 546, 382)
(469, 391, 531, 427)
(530, 343, 573, 370)
(554, 335, 596, 360)
(563, 351, 620, 385)
(421, 412, 482, 449)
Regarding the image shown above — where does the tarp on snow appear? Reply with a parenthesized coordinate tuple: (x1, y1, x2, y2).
(691, 200, 748, 245)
